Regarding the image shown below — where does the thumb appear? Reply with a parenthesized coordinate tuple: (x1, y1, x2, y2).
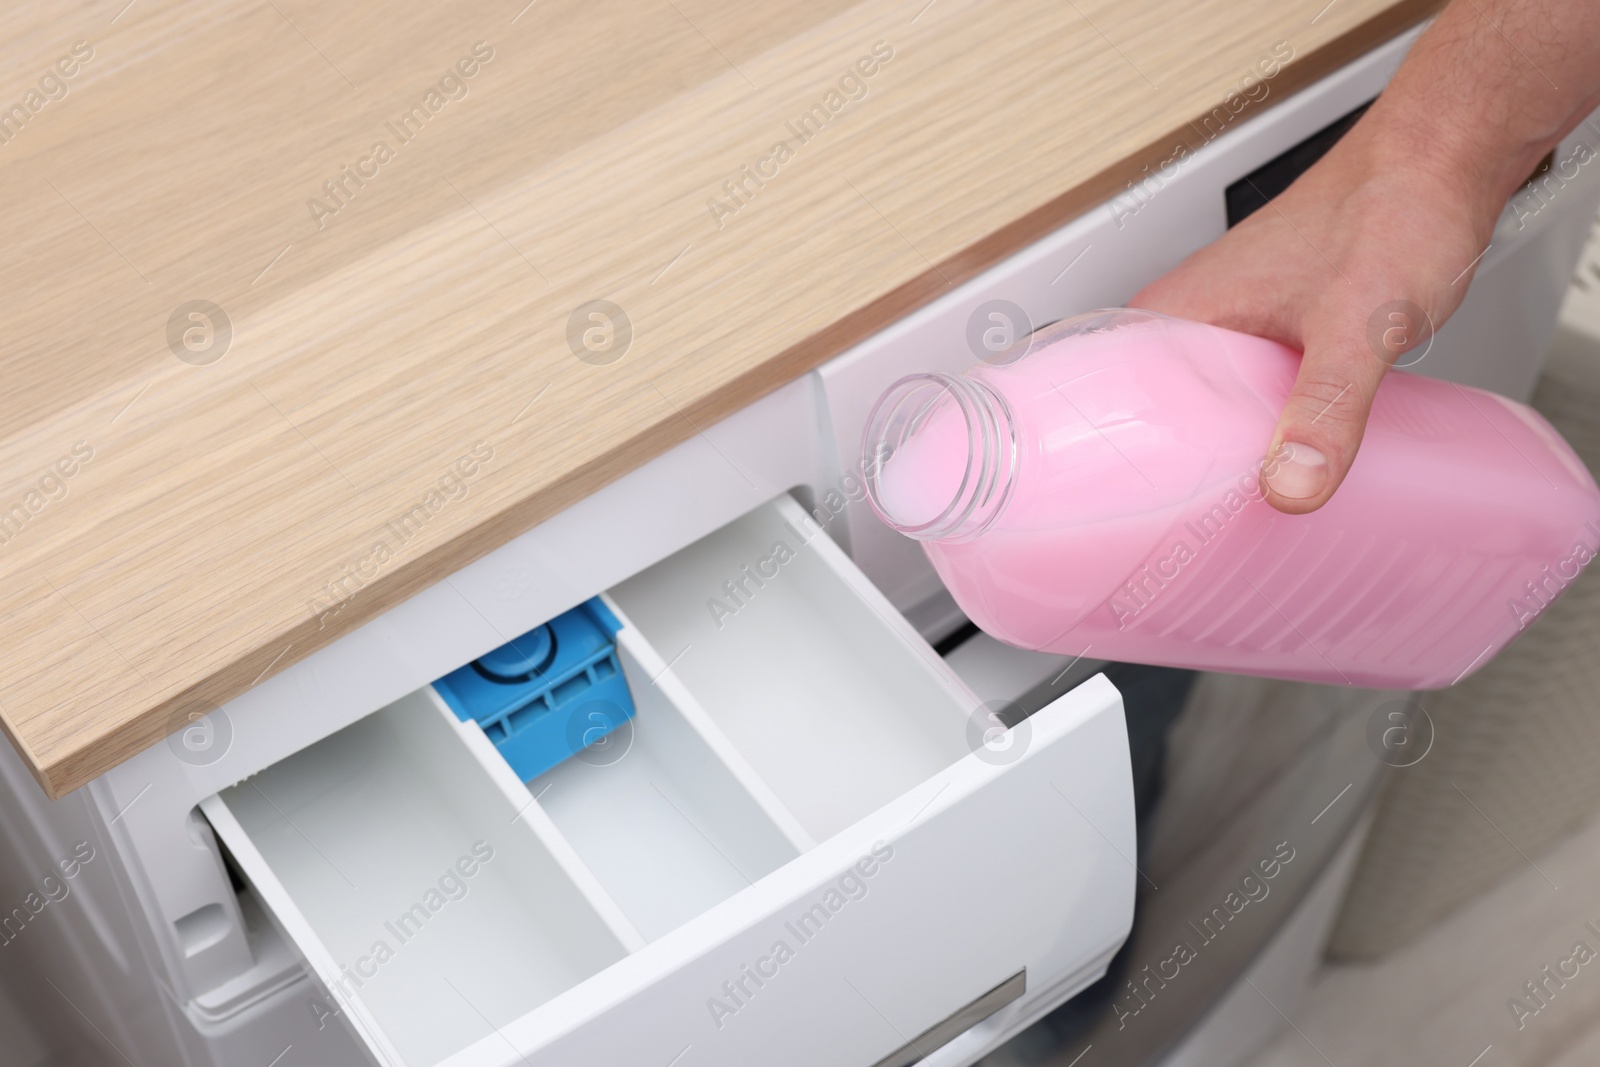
(1260, 306, 1417, 514)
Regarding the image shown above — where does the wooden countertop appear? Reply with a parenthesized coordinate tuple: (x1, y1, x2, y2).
(1, 0, 1433, 798)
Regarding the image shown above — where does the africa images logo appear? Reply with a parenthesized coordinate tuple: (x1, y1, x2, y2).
(705, 842, 894, 1029)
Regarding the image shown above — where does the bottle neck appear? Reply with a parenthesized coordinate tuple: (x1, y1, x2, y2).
(862, 372, 1019, 542)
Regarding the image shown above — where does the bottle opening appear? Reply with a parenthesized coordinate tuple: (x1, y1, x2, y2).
(861, 373, 1018, 542)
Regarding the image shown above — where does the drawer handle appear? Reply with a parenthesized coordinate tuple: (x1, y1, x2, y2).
(869, 969, 1026, 1067)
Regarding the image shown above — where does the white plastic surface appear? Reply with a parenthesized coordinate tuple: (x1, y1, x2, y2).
(203, 691, 642, 1067)
(202, 497, 1137, 1067)
(528, 633, 802, 942)
(453, 674, 1132, 1067)
(609, 496, 975, 841)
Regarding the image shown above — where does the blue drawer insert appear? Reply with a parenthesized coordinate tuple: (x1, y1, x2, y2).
(433, 597, 636, 781)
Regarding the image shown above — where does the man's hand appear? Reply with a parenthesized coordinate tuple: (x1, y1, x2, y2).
(1132, 0, 1600, 514)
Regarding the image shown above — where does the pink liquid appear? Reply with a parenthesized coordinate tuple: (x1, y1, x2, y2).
(867, 311, 1600, 689)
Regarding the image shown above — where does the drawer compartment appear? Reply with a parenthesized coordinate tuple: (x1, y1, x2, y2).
(204, 494, 1136, 1067)
(527, 628, 806, 941)
(609, 497, 974, 841)
(201, 691, 640, 1067)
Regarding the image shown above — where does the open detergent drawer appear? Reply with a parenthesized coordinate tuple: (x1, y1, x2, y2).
(201, 495, 1136, 1067)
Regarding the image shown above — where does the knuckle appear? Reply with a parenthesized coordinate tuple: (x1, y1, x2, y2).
(1286, 372, 1370, 432)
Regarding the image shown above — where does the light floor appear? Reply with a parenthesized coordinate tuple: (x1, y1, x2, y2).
(1242, 810, 1600, 1067)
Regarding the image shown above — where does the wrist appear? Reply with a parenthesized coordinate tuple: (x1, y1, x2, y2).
(1357, 2, 1593, 225)
(1349, 97, 1537, 239)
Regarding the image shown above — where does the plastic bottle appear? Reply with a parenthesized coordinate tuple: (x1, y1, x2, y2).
(861, 309, 1600, 688)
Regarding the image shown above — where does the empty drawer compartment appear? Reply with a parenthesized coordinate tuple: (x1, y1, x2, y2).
(203, 494, 1137, 1067)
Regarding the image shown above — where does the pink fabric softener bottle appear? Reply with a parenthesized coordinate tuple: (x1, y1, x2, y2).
(861, 309, 1600, 689)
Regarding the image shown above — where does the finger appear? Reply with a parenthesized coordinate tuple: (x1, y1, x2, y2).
(1260, 327, 1393, 515)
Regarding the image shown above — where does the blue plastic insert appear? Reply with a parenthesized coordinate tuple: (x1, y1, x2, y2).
(433, 597, 635, 781)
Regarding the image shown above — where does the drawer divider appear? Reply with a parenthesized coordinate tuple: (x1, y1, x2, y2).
(603, 595, 818, 855)
(422, 688, 649, 955)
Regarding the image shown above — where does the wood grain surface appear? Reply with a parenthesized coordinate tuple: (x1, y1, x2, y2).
(0, 0, 1434, 798)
